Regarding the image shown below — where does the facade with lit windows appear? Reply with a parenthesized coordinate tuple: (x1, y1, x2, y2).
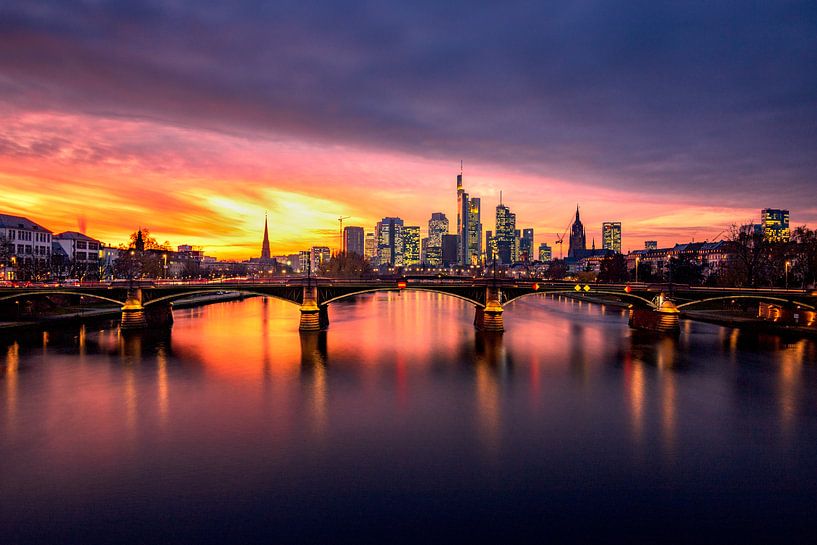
(0, 213, 53, 280)
(761, 208, 790, 242)
(402, 226, 420, 266)
(602, 222, 622, 253)
(495, 204, 516, 265)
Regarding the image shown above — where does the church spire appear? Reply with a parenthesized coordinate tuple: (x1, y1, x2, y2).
(261, 213, 271, 261)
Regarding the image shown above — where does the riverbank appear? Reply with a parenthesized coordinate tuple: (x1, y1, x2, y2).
(682, 310, 817, 338)
(0, 291, 250, 331)
(560, 293, 817, 338)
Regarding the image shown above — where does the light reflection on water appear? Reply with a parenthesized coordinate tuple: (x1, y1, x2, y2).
(1, 292, 817, 544)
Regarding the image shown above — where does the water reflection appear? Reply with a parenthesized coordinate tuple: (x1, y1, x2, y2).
(1, 294, 817, 543)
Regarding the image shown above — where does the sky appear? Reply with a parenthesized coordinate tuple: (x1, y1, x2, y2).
(1, 0, 815, 259)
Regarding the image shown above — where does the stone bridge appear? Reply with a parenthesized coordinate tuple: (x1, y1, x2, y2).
(1, 279, 814, 334)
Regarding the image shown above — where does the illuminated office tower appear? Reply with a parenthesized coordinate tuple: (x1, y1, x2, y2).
(364, 232, 377, 264)
(519, 228, 534, 262)
(485, 230, 497, 263)
(467, 197, 482, 265)
(310, 246, 331, 272)
(602, 222, 622, 253)
(402, 226, 420, 266)
(761, 209, 790, 242)
(426, 212, 449, 266)
(645, 240, 658, 250)
(538, 243, 552, 262)
(456, 168, 483, 266)
(495, 199, 516, 265)
(298, 250, 310, 273)
(376, 217, 404, 267)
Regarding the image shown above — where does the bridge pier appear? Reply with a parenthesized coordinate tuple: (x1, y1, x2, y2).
(300, 285, 325, 331)
(145, 302, 174, 328)
(120, 288, 147, 330)
(475, 286, 504, 332)
(628, 295, 680, 334)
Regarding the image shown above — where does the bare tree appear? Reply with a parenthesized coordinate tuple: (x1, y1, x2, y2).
(727, 223, 769, 287)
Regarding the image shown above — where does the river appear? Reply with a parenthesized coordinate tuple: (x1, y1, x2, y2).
(2, 293, 816, 544)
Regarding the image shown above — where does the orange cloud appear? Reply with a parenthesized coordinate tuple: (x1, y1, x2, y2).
(0, 108, 777, 259)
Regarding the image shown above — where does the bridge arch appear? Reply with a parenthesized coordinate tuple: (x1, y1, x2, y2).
(676, 295, 816, 311)
(320, 287, 483, 307)
(142, 289, 302, 307)
(0, 291, 125, 306)
(503, 289, 658, 309)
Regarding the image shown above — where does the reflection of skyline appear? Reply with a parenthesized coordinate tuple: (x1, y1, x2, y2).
(1, 295, 814, 467)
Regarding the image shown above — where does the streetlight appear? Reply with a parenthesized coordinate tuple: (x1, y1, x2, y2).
(785, 260, 790, 290)
(163, 253, 168, 279)
(635, 256, 640, 283)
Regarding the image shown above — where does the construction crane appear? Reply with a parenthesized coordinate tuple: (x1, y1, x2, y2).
(337, 216, 350, 255)
(554, 215, 574, 260)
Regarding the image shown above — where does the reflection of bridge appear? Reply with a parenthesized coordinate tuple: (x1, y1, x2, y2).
(1, 280, 815, 333)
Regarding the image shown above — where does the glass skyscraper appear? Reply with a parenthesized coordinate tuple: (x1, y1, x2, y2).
(602, 222, 622, 253)
(761, 209, 790, 242)
(402, 226, 420, 266)
(426, 212, 449, 266)
(495, 203, 516, 265)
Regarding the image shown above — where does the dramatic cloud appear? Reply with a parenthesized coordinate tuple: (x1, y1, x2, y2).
(0, 0, 815, 256)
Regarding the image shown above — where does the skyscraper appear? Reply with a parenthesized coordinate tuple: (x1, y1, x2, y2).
(538, 243, 552, 262)
(456, 167, 482, 266)
(364, 232, 377, 263)
(376, 217, 404, 267)
(519, 228, 534, 262)
(602, 222, 622, 253)
(402, 226, 420, 266)
(467, 197, 482, 265)
(761, 208, 790, 242)
(495, 201, 516, 265)
(427, 212, 449, 266)
(485, 230, 496, 263)
(568, 206, 586, 258)
(343, 226, 365, 256)
(261, 214, 271, 261)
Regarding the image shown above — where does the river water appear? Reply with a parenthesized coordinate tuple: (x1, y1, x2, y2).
(2, 293, 817, 544)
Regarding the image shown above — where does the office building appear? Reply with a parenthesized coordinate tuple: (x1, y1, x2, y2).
(376, 217, 404, 267)
(456, 169, 483, 266)
(426, 212, 449, 266)
(495, 200, 516, 265)
(343, 226, 365, 256)
(761, 208, 790, 242)
(310, 246, 331, 272)
(519, 228, 534, 262)
(602, 222, 622, 253)
(645, 240, 658, 250)
(364, 232, 377, 264)
(538, 243, 552, 262)
(402, 226, 420, 266)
